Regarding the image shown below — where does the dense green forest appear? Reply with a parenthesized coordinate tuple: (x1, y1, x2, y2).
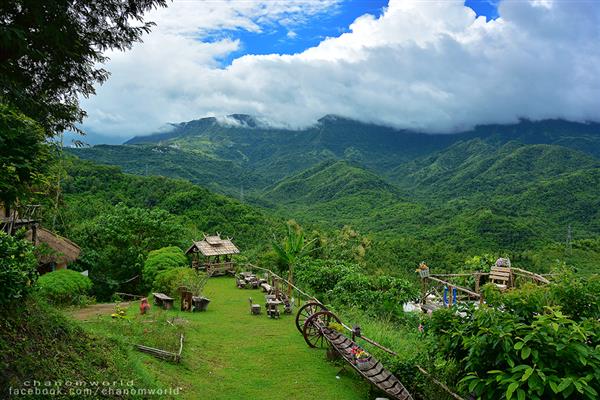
(70, 117, 600, 275)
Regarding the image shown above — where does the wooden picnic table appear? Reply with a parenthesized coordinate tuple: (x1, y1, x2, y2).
(152, 292, 174, 310)
(266, 299, 282, 318)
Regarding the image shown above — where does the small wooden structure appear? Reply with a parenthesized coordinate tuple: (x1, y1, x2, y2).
(153, 293, 174, 310)
(1, 202, 40, 239)
(186, 234, 239, 276)
(418, 258, 552, 311)
(136, 334, 184, 363)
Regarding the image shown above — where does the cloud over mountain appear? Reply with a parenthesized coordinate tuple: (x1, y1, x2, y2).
(81, 0, 600, 137)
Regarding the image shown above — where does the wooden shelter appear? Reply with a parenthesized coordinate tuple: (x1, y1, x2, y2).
(27, 227, 81, 274)
(186, 234, 239, 275)
(2, 202, 80, 274)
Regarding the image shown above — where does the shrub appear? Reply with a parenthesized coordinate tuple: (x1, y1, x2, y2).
(295, 258, 360, 299)
(37, 269, 93, 305)
(331, 273, 418, 315)
(142, 246, 188, 290)
(152, 267, 206, 298)
(430, 305, 600, 400)
(460, 308, 600, 400)
(482, 283, 549, 323)
(550, 268, 600, 320)
(0, 231, 38, 305)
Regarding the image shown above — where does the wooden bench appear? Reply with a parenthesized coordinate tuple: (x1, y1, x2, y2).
(153, 292, 174, 310)
(489, 266, 512, 290)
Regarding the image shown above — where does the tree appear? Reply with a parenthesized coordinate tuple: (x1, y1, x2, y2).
(142, 246, 188, 291)
(0, 230, 38, 305)
(272, 222, 315, 296)
(0, 103, 52, 208)
(0, 0, 167, 136)
(74, 203, 184, 299)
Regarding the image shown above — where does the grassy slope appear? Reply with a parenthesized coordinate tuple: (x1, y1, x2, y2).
(0, 297, 157, 399)
(77, 277, 369, 400)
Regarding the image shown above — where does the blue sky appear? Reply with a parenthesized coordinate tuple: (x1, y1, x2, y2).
(212, 0, 499, 66)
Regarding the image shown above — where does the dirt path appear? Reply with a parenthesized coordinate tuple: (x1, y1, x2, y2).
(69, 302, 131, 321)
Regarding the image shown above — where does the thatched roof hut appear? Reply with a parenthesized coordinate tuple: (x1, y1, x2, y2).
(186, 234, 239, 275)
(186, 234, 240, 257)
(27, 227, 81, 269)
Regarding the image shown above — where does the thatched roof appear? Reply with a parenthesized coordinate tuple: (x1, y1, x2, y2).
(186, 234, 240, 256)
(28, 227, 81, 265)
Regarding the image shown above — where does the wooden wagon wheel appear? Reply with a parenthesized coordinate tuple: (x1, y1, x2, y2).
(295, 302, 327, 333)
(302, 310, 341, 348)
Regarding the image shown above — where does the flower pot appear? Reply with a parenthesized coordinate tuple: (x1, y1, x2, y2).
(355, 357, 373, 370)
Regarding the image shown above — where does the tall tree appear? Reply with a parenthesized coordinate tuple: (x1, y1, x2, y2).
(0, 0, 167, 136)
(0, 103, 51, 208)
(272, 222, 315, 297)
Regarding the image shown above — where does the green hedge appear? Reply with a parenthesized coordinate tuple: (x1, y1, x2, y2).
(143, 246, 188, 290)
(36, 269, 92, 305)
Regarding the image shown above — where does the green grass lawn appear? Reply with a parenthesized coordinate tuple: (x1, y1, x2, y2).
(77, 277, 369, 399)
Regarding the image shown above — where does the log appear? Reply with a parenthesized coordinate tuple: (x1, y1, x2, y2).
(426, 276, 481, 298)
(512, 268, 550, 284)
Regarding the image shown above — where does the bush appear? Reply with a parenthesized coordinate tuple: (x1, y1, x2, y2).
(0, 231, 38, 305)
(482, 283, 549, 323)
(142, 246, 188, 290)
(430, 305, 600, 400)
(295, 258, 360, 299)
(550, 268, 600, 320)
(36, 269, 93, 305)
(331, 273, 418, 315)
(152, 267, 206, 298)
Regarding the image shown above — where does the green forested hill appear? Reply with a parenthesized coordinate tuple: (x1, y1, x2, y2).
(66, 117, 600, 274)
(60, 158, 279, 249)
(391, 140, 599, 198)
(71, 117, 600, 195)
(263, 160, 402, 205)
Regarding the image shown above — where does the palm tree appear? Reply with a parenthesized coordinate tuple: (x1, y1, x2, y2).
(272, 223, 315, 297)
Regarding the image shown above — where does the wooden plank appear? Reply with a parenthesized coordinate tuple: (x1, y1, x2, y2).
(379, 376, 399, 389)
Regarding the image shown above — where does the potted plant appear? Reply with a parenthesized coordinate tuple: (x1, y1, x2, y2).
(351, 346, 372, 369)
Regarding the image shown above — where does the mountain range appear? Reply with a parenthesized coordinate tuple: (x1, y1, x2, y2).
(69, 115, 600, 273)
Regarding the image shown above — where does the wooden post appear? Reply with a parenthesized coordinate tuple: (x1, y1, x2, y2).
(474, 272, 481, 294)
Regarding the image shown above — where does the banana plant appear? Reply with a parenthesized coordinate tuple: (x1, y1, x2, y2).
(272, 223, 316, 297)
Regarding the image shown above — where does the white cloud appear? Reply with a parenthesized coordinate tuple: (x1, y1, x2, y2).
(82, 0, 600, 138)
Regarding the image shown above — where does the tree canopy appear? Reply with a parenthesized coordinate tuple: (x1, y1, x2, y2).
(0, 103, 51, 207)
(0, 0, 166, 135)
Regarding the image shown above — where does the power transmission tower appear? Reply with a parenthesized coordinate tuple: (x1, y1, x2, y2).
(566, 224, 572, 255)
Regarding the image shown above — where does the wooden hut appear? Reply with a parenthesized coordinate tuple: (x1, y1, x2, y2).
(185, 234, 240, 276)
(27, 227, 81, 274)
